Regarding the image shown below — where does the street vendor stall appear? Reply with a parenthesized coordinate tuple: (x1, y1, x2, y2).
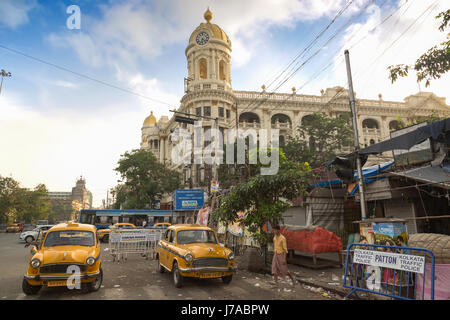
(280, 225, 343, 265)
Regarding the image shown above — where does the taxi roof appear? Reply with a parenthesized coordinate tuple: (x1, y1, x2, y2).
(168, 224, 214, 231)
(49, 222, 96, 232)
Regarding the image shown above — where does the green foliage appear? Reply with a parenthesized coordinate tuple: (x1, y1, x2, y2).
(214, 150, 313, 246)
(388, 9, 450, 87)
(0, 176, 20, 223)
(283, 113, 353, 168)
(114, 149, 181, 209)
(394, 111, 442, 129)
(0, 176, 52, 224)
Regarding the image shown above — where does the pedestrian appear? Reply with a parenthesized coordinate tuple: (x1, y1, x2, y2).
(142, 220, 147, 228)
(271, 225, 296, 286)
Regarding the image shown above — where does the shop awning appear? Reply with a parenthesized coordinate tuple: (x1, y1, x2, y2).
(310, 160, 394, 195)
(387, 162, 450, 190)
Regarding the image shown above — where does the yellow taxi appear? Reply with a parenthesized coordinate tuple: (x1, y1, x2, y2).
(97, 223, 136, 243)
(153, 222, 171, 229)
(22, 222, 102, 295)
(156, 224, 235, 288)
(6, 223, 23, 233)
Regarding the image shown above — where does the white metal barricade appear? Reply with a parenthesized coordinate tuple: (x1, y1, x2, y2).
(108, 228, 163, 262)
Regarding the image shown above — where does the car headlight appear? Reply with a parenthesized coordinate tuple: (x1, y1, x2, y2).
(30, 258, 41, 269)
(86, 256, 96, 266)
(228, 252, 235, 260)
(185, 253, 193, 263)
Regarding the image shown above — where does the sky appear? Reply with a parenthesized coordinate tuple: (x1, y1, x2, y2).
(0, 0, 449, 207)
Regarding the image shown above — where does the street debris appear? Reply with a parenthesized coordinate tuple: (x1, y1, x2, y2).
(322, 293, 330, 298)
(283, 288, 292, 293)
(117, 275, 127, 278)
(104, 248, 109, 252)
(113, 285, 120, 288)
(332, 274, 340, 281)
(327, 282, 340, 286)
(254, 283, 260, 287)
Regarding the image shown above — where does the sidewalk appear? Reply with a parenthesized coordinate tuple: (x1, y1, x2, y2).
(236, 250, 378, 300)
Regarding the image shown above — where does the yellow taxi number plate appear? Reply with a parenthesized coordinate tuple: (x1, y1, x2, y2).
(47, 280, 67, 287)
(199, 272, 222, 279)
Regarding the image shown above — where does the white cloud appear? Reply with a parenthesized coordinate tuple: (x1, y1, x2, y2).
(47, 0, 365, 68)
(0, 92, 146, 207)
(328, 0, 450, 102)
(0, 0, 36, 29)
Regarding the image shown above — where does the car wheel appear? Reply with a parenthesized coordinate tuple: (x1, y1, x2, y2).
(87, 268, 103, 292)
(22, 278, 41, 295)
(157, 255, 165, 273)
(222, 275, 233, 284)
(25, 236, 34, 243)
(103, 235, 109, 243)
(173, 261, 183, 288)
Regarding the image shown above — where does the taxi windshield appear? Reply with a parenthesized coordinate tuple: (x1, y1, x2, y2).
(44, 230, 94, 247)
(177, 230, 217, 244)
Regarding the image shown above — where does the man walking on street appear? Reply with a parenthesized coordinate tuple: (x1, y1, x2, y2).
(272, 225, 296, 286)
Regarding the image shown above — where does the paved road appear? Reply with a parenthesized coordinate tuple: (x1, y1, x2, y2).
(0, 232, 335, 300)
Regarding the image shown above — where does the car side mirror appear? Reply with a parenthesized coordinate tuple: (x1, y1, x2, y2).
(29, 245, 37, 254)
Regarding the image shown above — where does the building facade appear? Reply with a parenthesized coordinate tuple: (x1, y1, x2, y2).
(141, 9, 450, 187)
(48, 176, 92, 218)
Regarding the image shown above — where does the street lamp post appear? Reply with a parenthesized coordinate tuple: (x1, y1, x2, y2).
(0, 69, 12, 95)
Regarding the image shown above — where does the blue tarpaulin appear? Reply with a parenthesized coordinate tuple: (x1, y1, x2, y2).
(310, 160, 395, 195)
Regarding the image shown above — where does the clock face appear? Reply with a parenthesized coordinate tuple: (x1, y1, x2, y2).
(196, 32, 209, 45)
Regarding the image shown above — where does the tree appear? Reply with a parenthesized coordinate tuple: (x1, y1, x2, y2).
(0, 177, 52, 224)
(388, 9, 450, 87)
(114, 149, 181, 209)
(394, 111, 442, 130)
(0, 176, 20, 223)
(214, 149, 313, 246)
(13, 184, 52, 224)
(283, 113, 353, 168)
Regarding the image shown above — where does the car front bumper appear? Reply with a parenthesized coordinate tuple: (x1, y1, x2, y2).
(179, 266, 237, 273)
(24, 271, 101, 281)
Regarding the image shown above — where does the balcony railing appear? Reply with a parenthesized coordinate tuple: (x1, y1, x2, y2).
(238, 121, 261, 129)
(271, 122, 292, 130)
(362, 127, 381, 136)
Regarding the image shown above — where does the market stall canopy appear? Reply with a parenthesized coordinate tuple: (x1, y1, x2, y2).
(310, 160, 394, 195)
(386, 162, 450, 190)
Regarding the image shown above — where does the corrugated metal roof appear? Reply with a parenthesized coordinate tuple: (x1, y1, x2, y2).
(388, 163, 450, 189)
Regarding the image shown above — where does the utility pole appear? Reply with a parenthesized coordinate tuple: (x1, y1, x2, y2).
(0, 69, 12, 95)
(344, 50, 367, 220)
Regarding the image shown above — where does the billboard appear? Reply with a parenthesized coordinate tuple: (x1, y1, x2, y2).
(173, 189, 205, 211)
(390, 122, 433, 166)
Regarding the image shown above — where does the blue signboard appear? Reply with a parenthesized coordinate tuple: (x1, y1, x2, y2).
(173, 189, 205, 211)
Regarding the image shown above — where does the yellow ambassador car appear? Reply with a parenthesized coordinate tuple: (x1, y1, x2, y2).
(22, 222, 102, 295)
(156, 225, 236, 288)
(97, 223, 136, 243)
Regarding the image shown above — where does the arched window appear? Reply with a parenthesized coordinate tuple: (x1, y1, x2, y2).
(279, 135, 286, 146)
(271, 114, 292, 124)
(219, 60, 226, 81)
(362, 118, 379, 129)
(199, 58, 207, 79)
(239, 112, 260, 123)
(301, 114, 315, 126)
(370, 139, 375, 145)
(389, 120, 399, 131)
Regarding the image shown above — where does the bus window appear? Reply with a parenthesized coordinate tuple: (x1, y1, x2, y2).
(112, 216, 119, 224)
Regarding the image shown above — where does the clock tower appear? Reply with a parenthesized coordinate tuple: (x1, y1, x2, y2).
(185, 8, 232, 91)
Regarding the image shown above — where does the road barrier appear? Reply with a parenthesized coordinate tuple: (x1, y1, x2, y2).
(343, 243, 435, 300)
(108, 228, 163, 262)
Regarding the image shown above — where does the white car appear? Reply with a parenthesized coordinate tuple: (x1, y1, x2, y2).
(19, 225, 54, 243)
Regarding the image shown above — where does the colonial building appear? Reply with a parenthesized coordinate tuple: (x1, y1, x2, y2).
(48, 176, 92, 221)
(141, 9, 450, 188)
